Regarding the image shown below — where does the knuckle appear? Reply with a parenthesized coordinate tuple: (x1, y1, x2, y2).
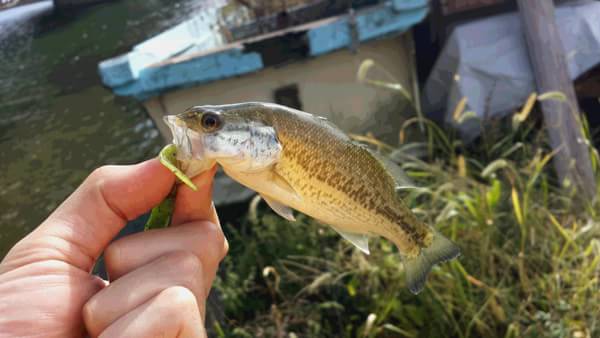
(82, 299, 99, 334)
(88, 166, 111, 199)
(200, 222, 228, 261)
(163, 251, 207, 300)
(160, 286, 199, 310)
(166, 250, 203, 277)
(86, 165, 130, 221)
(103, 240, 122, 269)
(89, 165, 113, 183)
(221, 236, 230, 259)
(88, 165, 121, 194)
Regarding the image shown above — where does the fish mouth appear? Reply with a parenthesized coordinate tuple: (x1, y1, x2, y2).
(163, 115, 203, 160)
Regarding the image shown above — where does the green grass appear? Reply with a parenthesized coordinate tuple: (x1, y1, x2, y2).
(211, 106, 599, 337)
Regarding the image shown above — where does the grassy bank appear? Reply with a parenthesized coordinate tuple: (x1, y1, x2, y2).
(212, 108, 599, 337)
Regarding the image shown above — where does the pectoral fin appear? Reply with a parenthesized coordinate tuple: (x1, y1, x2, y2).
(331, 226, 370, 254)
(261, 195, 295, 221)
(222, 166, 302, 203)
(271, 170, 302, 202)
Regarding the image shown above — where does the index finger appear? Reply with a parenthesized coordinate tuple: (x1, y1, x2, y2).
(171, 165, 219, 226)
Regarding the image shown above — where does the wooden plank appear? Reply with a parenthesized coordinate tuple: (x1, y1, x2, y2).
(439, 0, 508, 16)
(516, 0, 596, 200)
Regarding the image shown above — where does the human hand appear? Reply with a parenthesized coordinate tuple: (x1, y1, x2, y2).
(0, 159, 228, 338)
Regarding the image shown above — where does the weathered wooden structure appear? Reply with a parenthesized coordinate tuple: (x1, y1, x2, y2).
(517, 0, 596, 200)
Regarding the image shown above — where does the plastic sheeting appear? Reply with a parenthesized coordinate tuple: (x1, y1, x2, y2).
(422, 0, 600, 141)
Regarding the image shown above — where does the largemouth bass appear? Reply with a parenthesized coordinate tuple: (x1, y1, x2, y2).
(164, 102, 460, 294)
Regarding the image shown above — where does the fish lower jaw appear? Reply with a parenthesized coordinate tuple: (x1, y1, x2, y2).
(164, 115, 206, 161)
(178, 158, 216, 177)
(176, 132, 205, 160)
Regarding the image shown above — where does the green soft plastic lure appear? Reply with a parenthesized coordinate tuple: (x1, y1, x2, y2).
(144, 144, 198, 230)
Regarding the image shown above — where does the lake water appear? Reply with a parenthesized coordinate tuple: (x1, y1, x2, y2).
(0, 0, 217, 258)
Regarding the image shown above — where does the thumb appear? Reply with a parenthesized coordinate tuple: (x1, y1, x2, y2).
(1, 159, 175, 273)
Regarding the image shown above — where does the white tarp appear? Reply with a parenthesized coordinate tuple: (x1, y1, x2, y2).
(422, 0, 600, 140)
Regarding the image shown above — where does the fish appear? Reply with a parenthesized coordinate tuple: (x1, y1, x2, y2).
(163, 102, 460, 294)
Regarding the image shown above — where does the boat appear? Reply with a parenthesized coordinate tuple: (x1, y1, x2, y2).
(98, 0, 429, 205)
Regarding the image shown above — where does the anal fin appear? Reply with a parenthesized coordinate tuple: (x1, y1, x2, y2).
(331, 226, 370, 255)
(261, 195, 295, 221)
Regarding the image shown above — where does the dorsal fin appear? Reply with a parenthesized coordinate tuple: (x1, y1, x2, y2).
(361, 145, 417, 191)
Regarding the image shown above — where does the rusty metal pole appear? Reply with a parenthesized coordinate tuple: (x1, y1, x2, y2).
(516, 0, 596, 201)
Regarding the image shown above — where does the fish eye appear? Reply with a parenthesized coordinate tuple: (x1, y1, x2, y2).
(200, 112, 221, 132)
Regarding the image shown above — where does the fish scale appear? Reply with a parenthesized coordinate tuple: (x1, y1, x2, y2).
(270, 108, 427, 252)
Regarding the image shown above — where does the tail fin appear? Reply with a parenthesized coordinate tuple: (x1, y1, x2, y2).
(404, 232, 460, 294)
